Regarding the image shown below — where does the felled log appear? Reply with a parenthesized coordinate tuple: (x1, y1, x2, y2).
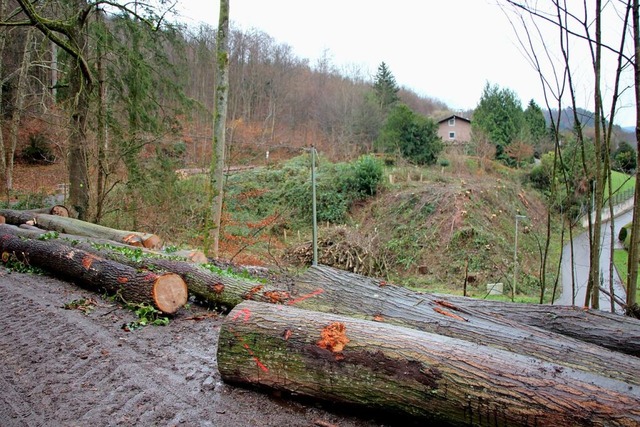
(434, 294, 640, 357)
(0, 224, 272, 309)
(290, 265, 640, 385)
(218, 301, 640, 426)
(0, 233, 187, 314)
(34, 214, 162, 249)
(8, 223, 204, 264)
(0, 206, 69, 224)
(0, 210, 161, 249)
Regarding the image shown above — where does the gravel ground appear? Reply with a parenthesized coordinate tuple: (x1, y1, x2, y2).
(0, 267, 390, 427)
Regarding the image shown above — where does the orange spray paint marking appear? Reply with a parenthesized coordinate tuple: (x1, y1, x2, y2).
(286, 288, 324, 305)
(117, 277, 129, 284)
(231, 307, 252, 322)
(433, 307, 468, 322)
(233, 331, 269, 373)
(143, 272, 158, 281)
(82, 254, 99, 270)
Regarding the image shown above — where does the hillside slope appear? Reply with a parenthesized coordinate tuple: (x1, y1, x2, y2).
(286, 159, 560, 301)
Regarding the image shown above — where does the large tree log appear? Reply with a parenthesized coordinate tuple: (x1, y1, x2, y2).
(290, 265, 640, 385)
(0, 224, 273, 309)
(433, 294, 640, 357)
(34, 214, 162, 249)
(0, 210, 161, 249)
(0, 206, 69, 224)
(0, 233, 187, 314)
(218, 301, 640, 427)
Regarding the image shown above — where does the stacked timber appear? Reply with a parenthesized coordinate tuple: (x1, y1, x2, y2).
(2, 207, 640, 426)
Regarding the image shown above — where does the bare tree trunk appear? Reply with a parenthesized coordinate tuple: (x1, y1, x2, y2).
(94, 8, 107, 223)
(586, 0, 604, 309)
(205, 0, 230, 258)
(67, 14, 92, 221)
(628, 0, 640, 314)
(6, 29, 34, 192)
(0, 0, 7, 191)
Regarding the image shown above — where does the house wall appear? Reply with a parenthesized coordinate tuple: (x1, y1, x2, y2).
(437, 117, 472, 144)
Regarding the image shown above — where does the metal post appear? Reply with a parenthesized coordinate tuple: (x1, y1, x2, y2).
(513, 214, 526, 301)
(311, 146, 318, 266)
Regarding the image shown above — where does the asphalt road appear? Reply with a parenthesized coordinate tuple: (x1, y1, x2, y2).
(558, 210, 631, 311)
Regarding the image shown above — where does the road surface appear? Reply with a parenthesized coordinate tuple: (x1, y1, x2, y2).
(558, 210, 631, 311)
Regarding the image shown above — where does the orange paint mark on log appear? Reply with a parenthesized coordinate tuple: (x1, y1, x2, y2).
(254, 358, 269, 372)
(231, 307, 251, 322)
(263, 290, 291, 303)
(373, 314, 384, 322)
(433, 307, 468, 322)
(143, 272, 158, 281)
(317, 322, 349, 352)
(82, 254, 99, 270)
(117, 277, 129, 284)
(211, 283, 225, 294)
(282, 329, 292, 340)
(378, 281, 387, 287)
(286, 289, 324, 305)
(233, 330, 269, 373)
(243, 285, 264, 300)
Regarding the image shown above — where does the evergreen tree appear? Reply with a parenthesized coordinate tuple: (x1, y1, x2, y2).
(523, 99, 548, 147)
(472, 82, 524, 161)
(373, 61, 399, 110)
(376, 104, 442, 165)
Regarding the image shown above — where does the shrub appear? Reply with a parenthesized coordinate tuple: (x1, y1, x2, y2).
(340, 155, 384, 199)
(22, 133, 55, 164)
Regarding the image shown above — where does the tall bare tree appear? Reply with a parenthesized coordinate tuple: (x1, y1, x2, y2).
(204, 0, 230, 258)
(502, 0, 632, 310)
(626, 0, 640, 316)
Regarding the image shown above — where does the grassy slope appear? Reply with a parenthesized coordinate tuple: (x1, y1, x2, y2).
(343, 158, 561, 301)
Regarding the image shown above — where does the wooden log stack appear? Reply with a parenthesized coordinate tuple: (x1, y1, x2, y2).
(2, 207, 640, 425)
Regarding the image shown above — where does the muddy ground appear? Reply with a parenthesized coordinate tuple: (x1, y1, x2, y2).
(0, 267, 397, 427)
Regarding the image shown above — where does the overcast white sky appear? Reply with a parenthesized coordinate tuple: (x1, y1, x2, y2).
(173, 0, 636, 127)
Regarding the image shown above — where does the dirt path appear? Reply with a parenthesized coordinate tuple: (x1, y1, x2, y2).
(0, 267, 385, 427)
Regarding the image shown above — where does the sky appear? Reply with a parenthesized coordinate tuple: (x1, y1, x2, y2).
(173, 0, 636, 127)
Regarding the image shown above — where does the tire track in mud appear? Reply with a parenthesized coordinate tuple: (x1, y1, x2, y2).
(0, 269, 386, 427)
(0, 271, 215, 427)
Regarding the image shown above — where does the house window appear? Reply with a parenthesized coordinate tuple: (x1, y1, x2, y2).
(449, 132, 456, 139)
(448, 117, 455, 126)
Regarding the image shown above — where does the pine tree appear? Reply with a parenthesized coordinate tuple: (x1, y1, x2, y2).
(373, 62, 399, 110)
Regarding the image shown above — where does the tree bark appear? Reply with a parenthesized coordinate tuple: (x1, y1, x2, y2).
(0, 232, 187, 314)
(33, 213, 162, 248)
(218, 300, 640, 427)
(432, 294, 640, 357)
(0, 206, 69, 225)
(291, 265, 640, 385)
(205, 0, 230, 258)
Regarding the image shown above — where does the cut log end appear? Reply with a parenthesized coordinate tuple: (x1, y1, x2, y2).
(50, 205, 70, 217)
(153, 273, 189, 314)
(143, 235, 163, 250)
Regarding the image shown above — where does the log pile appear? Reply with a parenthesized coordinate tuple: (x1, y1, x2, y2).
(2, 207, 640, 425)
(217, 266, 640, 426)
